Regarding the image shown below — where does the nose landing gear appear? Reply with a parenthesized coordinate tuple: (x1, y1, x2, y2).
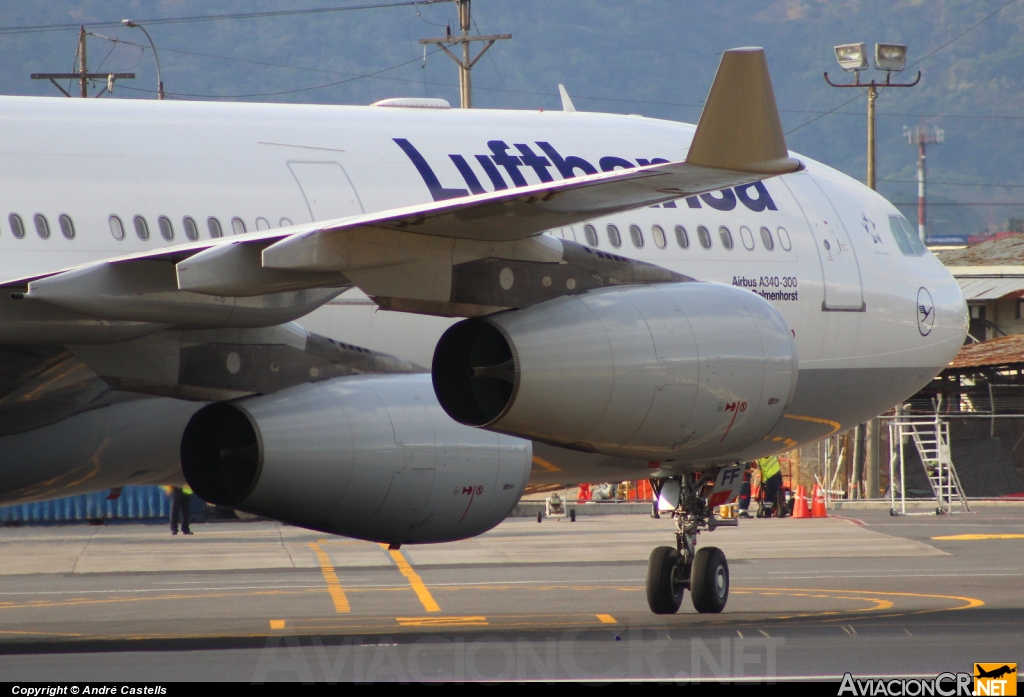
(646, 471, 734, 614)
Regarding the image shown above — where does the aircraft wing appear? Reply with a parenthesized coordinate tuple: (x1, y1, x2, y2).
(2, 46, 795, 277)
(0, 47, 797, 327)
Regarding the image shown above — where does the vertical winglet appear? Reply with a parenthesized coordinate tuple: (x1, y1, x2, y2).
(558, 84, 576, 113)
(686, 48, 801, 175)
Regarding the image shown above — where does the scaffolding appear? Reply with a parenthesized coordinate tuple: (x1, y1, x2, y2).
(887, 414, 970, 516)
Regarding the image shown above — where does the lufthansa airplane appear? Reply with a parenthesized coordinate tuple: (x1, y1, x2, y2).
(0, 49, 965, 614)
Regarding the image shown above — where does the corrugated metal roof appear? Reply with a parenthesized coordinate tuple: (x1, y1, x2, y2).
(948, 334, 1024, 370)
(936, 233, 1024, 266)
(957, 277, 1024, 300)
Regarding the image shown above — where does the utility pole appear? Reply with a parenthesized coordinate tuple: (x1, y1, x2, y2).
(31, 26, 134, 97)
(904, 125, 944, 244)
(78, 25, 86, 98)
(419, 0, 510, 108)
(865, 418, 880, 498)
(867, 84, 876, 190)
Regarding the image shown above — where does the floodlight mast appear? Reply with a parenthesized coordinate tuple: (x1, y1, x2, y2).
(825, 43, 920, 190)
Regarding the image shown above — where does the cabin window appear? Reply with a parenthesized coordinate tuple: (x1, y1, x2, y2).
(607, 224, 622, 248)
(629, 224, 644, 248)
(584, 224, 599, 247)
(651, 225, 667, 249)
(777, 226, 792, 251)
(697, 225, 712, 249)
(133, 215, 150, 240)
(739, 225, 754, 250)
(58, 214, 75, 240)
(231, 217, 247, 235)
(256, 217, 271, 231)
(183, 217, 199, 241)
(719, 226, 734, 250)
(34, 214, 50, 239)
(760, 226, 774, 251)
(674, 225, 689, 249)
(9, 214, 25, 239)
(208, 217, 223, 238)
(279, 217, 293, 228)
(109, 215, 125, 240)
(158, 216, 174, 241)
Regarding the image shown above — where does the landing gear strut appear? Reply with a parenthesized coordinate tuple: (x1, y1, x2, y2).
(646, 471, 732, 614)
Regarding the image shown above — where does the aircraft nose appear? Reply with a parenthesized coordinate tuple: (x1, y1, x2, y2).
(934, 259, 969, 346)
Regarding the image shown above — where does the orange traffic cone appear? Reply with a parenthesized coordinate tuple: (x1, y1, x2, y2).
(793, 485, 809, 518)
(811, 484, 828, 518)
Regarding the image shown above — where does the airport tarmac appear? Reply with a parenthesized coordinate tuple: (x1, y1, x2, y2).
(0, 509, 1022, 681)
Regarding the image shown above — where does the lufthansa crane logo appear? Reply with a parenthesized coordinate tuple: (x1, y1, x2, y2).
(917, 287, 935, 336)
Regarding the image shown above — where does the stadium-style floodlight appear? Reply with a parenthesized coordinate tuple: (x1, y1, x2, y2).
(874, 43, 908, 72)
(825, 42, 920, 191)
(834, 43, 867, 72)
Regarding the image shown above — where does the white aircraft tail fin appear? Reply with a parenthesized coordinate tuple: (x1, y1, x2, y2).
(558, 84, 576, 112)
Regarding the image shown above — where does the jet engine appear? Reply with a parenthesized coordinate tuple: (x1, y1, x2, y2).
(180, 373, 531, 544)
(432, 282, 798, 462)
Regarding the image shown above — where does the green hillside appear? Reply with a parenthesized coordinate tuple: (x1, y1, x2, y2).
(1, 0, 1021, 239)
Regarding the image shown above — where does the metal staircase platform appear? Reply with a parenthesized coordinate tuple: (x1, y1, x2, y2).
(888, 415, 971, 516)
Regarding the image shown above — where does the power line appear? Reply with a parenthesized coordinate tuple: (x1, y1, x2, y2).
(87, 31, 705, 107)
(0, 1, 449, 35)
(116, 49, 444, 99)
(785, 91, 864, 136)
(905, 0, 1021, 70)
(81, 23, 1024, 119)
(783, 109, 1024, 121)
(892, 202, 1024, 206)
(880, 180, 1024, 189)
(783, 0, 1023, 135)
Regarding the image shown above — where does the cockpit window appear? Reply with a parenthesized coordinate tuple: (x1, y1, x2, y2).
(888, 214, 925, 256)
(899, 216, 927, 255)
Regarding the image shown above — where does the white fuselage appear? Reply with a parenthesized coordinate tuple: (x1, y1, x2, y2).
(0, 96, 967, 450)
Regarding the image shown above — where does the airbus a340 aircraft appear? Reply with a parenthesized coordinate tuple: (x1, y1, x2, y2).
(0, 49, 966, 614)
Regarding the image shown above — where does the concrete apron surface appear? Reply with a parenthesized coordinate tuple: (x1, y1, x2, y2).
(0, 515, 944, 576)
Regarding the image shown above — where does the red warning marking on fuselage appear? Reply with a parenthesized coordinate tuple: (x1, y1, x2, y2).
(720, 401, 747, 441)
(458, 485, 484, 524)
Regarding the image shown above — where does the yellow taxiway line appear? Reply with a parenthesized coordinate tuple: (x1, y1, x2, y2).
(379, 544, 441, 613)
(396, 616, 487, 627)
(931, 534, 1024, 540)
(307, 542, 350, 613)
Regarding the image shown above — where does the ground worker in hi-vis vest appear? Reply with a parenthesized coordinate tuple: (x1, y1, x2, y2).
(169, 485, 194, 536)
(757, 455, 785, 518)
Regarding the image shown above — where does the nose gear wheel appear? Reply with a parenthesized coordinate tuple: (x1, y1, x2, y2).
(690, 546, 729, 613)
(646, 546, 686, 614)
(645, 470, 734, 614)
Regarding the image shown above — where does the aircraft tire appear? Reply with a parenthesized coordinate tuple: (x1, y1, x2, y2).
(646, 546, 685, 614)
(691, 546, 729, 614)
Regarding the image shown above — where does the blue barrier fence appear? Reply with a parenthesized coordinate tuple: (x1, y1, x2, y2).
(0, 486, 207, 523)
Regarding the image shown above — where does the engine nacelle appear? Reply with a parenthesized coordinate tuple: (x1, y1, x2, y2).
(181, 374, 531, 544)
(433, 282, 798, 462)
